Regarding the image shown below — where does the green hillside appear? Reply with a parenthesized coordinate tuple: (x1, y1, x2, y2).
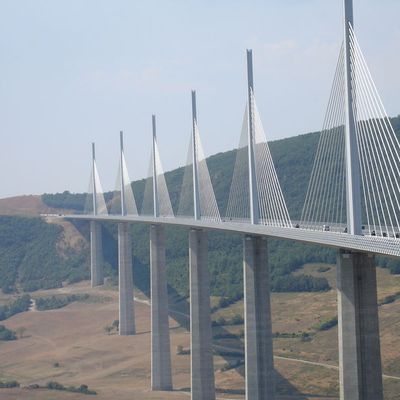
(1, 117, 399, 299)
(38, 116, 400, 301)
(0, 216, 89, 293)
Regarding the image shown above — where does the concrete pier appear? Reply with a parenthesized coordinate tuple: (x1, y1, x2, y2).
(243, 235, 274, 400)
(118, 223, 135, 335)
(337, 250, 383, 400)
(189, 229, 215, 400)
(90, 221, 104, 287)
(150, 224, 172, 391)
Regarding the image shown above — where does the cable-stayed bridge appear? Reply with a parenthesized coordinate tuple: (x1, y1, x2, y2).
(64, 1, 399, 399)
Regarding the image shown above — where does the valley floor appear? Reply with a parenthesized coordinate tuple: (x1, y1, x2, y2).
(0, 264, 399, 399)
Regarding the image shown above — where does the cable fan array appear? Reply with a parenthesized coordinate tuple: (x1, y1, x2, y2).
(301, 46, 347, 230)
(141, 139, 174, 218)
(178, 123, 221, 221)
(225, 106, 250, 222)
(226, 94, 292, 227)
(109, 151, 138, 216)
(84, 158, 108, 216)
(86, 100, 293, 227)
(301, 26, 400, 238)
(349, 26, 400, 237)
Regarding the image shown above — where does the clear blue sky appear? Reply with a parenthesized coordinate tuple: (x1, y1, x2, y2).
(0, 0, 399, 198)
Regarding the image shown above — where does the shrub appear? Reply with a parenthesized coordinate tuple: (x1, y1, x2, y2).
(313, 316, 338, 331)
(77, 384, 97, 395)
(0, 295, 31, 321)
(47, 381, 65, 390)
(176, 345, 183, 354)
(300, 332, 313, 342)
(0, 325, 17, 341)
(213, 314, 243, 327)
(220, 359, 244, 372)
(45, 381, 96, 395)
(0, 380, 20, 388)
(35, 294, 89, 311)
(379, 292, 400, 306)
(176, 345, 190, 355)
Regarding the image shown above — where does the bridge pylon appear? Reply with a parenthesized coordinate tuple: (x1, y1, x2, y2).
(243, 50, 275, 400)
(337, 1, 383, 399)
(343, 0, 362, 236)
(191, 91, 201, 221)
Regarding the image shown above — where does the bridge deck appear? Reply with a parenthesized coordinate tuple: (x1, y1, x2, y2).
(62, 214, 400, 259)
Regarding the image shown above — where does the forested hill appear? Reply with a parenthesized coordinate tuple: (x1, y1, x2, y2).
(0, 216, 88, 293)
(38, 116, 400, 301)
(1, 117, 399, 299)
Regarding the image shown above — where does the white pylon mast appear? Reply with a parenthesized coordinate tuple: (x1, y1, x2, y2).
(343, 0, 362, 235)
(152, 115, 159, 218)
(92, 142, 97, 216)
(119, 131, 126, 216)
(191, 90, 201, 221)
(246, 49, 259, 225)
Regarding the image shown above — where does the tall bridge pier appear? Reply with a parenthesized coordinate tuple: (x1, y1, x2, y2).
(189, 229, 215, 400)
(90, 220, 104, 287)
(118, 222, 135, 335)
(337, 251, 383, 400)
(244, 235, 274, 400)
(150, 224, 172, 390)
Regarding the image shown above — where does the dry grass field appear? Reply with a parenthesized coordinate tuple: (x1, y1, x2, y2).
(0, 264, 399, 400)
